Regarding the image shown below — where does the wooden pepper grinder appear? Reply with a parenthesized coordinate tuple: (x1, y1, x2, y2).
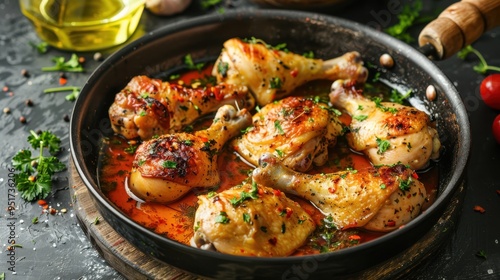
(419, 0, 500, 60)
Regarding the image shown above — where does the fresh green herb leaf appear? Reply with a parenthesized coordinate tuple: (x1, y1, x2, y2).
(162, 160, 177, 169)
(32, 217, 39, 224)
(352, 115, 368, 121)
(373, 97, 398, 113)
(201, 0, 222, 9)
(184, 54, 205, 71)
(303, 51, 314, 59)
(376, 137, 391, 154)
(30, 41, 49, 54)
(43, 86, 81, 101)
(390, 89, 412, 104)
(398, 177, 413, 192)
(11, 130, 65, 201)
(270, 77, 282, 89)
(384, 0, 424, 43)
(229, 182, 259, 207)
(475, 250, 487, 259)
(243, 213, 251, 224)
(41, 53, 84, 72)
(215, 211, 230, 224)
(275, 149, 284, 157)
(274, 120, 285, 135)
(124, 145, 137, 154)
(183, 139, 193, 146)
(217, 61, 229, 77)
(458, 45, 500, 74)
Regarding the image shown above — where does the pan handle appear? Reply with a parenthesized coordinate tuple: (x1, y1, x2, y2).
(418, 0, 500, 60)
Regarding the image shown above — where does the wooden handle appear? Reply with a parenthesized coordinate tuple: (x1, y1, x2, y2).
(418, 0, 500, 60)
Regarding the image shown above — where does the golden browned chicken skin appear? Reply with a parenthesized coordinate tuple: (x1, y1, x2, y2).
(232, 96, 344, 172)
(212, 38, 368, 106)
(109, 75, 254, 140)
(128, 105, 252, 204)
(192, 182, 316, 256)
(252, 154, 425, 231)
(329, 79, 441, 170)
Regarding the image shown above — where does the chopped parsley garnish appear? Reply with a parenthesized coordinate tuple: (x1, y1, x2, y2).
(352, 115, 368, 121)
(215, 211, 230, 224)
(376, 137, 391, 154)
(303, 51, 314, 59)
(373, 97, 398, 114)
(243, 213, 251, 224)
(184, 54, 205, 71)
(274, 120, 285, 135)
(275, 149, 284, 157)
(182, 139, 193, 146)
(270, 77, 282, 89)
(217, 61, 229, 77)
(229, 182, 259, 206)
(124, 144, 137, 154)
(162, 160, 177, 169)
(398, 177, 413, 192)
(390, 89, 412, 104)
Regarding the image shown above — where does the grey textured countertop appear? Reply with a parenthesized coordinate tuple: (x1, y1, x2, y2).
(1, 0, 500, 279)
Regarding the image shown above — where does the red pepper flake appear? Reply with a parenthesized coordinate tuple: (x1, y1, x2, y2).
(290, 69, 299, 78)
(328, 187, 336, 194)
(211, 87, 223, 101)
(37, 199, 47, 206)
(348, 235, 361, 241)
(473, 205, 486, 214)
(285, 207, 293, 218)
(59, 77, 68, 86)
(258, 188, 264, 195)
(385, 220, 396, 227)
(49, 208, 57, 215)
(411, 172, 419, 179)
(273, 189, 281, 196)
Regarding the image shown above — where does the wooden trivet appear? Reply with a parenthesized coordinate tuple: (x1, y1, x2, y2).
(69, 159, 465, 280)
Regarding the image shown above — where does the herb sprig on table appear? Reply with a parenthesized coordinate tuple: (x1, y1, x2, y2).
(41, 53, 84, 72)
(458, 45, 500, 74)
(11, 130, 66, 201)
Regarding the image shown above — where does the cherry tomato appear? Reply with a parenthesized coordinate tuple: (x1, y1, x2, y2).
(493, 114, 500, 144)
(480, 74, 500, 110)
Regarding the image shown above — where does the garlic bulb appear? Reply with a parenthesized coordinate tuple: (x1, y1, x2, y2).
(146, 0, 192, 16)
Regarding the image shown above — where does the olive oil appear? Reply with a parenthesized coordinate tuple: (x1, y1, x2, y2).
(20, 0, 145, 51)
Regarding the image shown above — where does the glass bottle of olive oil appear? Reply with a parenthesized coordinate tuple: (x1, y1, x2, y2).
(20, 0, 145, 51)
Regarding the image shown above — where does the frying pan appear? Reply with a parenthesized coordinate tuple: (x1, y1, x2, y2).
(70, 2, 495, 278)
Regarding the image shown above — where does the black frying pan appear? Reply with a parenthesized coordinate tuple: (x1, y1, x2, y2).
(70, 9, 471, 279)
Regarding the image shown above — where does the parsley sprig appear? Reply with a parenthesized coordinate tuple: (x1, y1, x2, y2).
(458, 45, 500, 74)
(384, 0, 433, 43)
(11, 130, 66, 201)
(43, 86, 81, 101)
(230, 182, 259, 206)
(41, 54, 84, 72)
